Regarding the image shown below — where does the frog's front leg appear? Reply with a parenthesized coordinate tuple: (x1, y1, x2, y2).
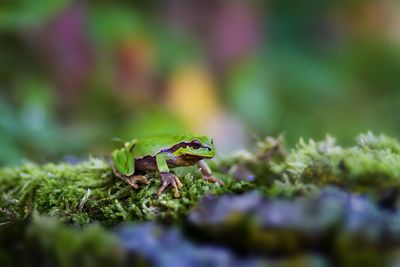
(158, 172, 183, 198)
(156, 153, 183, 198)
(198, 160, 224, 185)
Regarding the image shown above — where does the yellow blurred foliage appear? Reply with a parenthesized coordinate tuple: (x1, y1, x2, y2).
(166, 64, 221, 131)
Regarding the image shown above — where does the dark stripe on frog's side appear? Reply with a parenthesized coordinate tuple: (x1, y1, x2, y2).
(135, 154, 204, 172)
(160, 141, 204, 153)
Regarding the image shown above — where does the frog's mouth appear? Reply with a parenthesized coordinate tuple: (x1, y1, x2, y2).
(168, 141, 215, 158)
(185, 146, 214, 158)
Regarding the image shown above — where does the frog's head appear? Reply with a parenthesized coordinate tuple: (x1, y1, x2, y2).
(172, 135, 215, 159)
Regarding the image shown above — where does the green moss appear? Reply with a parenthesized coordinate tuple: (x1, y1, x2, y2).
(218, 132, 400, 199)
(269, 132, 400, 197)
(2, 132, 400, 266)
(0, 158, 252, 225)
(2, 132, 400, 225)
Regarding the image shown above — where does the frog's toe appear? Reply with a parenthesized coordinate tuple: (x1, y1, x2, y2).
(175, 176, 183, 188)
(132, 175, 150, 185)
(171, 179, 180, 198)
(158, 172, 182, 198)
(123, 177, 139, 189)
(203, 175, 224, 186)
(122, 175, 149, 189)
(157, 180, 169, 196)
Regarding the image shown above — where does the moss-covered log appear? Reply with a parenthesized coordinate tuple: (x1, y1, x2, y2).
(1, 132, 400, 225)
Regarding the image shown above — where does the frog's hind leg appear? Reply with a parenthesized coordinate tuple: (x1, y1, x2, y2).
(158, 172, 183, 198)
(119, 174, 150, 190)
(112, 164, 149, 189)
(198, 160, 224, 186)
(130, 175, 150, 188)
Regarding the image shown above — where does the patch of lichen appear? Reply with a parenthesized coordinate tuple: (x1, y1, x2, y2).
(0, 158, 253, 225)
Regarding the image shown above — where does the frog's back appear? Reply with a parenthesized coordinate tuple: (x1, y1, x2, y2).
(132, 134, 199, 159)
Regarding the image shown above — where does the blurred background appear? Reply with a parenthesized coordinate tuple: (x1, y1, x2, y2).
(1, 0, 400, 165)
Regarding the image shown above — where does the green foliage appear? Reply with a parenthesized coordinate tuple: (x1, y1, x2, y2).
(2, 1, 400, 163)
(0, 0, 69, 30)
(0, 91, 84, 166)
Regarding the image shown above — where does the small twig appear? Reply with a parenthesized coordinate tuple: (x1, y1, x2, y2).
(79, 189, 91, 212)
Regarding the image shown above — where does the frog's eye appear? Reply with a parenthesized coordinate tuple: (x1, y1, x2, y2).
(192, 140, 202, 149)
(211, 139, 214, 145)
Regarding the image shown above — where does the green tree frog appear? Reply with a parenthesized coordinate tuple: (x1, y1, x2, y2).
(111, 134, 224, 198)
